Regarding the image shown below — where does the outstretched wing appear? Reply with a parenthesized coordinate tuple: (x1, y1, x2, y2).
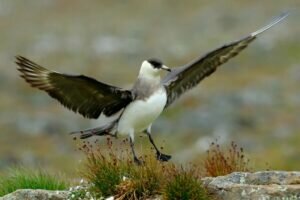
(16, 56, 133, 118)
(163, 13, 288, 107)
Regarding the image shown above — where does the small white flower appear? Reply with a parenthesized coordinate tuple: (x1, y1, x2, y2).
(75, 185, 81, 190)
(80, 179, 84, 184)
(122, 176, 128, 181)
(69, 187, 73, 191)
(106, 197, 114, 200)
(71, 194, 75, 198)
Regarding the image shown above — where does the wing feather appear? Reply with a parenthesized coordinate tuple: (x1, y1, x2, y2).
(16, 56, 132, 118)
(163, 13, 288, 107)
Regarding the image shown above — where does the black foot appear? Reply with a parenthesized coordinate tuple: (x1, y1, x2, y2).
(156, 152, 172, 162)
(134, 157, 144, 166)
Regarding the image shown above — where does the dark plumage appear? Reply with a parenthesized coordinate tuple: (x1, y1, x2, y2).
(147, 58, 163, 68)
(162, 13, 288, 107)
(162, 36, 255, 107)
(16, 56, 133, 118)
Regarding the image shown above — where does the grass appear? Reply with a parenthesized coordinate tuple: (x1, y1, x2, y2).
(83, 147, 125, 197)
(203, 141, 251, 177)
(0, 167, 69, 197)
(79, 138, 130, 198)
(77, 137, 210, 200)
(162, 166, 209, 200)
(0, 139, 252, 199)
(114, 157, 166, 200)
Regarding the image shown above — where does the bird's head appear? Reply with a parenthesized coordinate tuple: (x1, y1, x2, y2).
(139, 58, 171, 78)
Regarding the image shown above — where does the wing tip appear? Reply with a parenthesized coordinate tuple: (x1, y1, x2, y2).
(251, 12, 289, 37)
(15, 55, 28, 66)
(16, 56, 53, 90)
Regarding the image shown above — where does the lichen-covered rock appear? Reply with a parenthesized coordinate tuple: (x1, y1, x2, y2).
(0, 189, 69, 200)
(202, 171, 300, 200)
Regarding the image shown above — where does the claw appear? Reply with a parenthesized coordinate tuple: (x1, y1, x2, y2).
(156, 152, 172, 162)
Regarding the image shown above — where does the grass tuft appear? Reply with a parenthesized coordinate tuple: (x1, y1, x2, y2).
(115, 157, 165, 200)
(163, 166, 209, 200)
(0, 167, 69, 197)
(82, 149, 125, 197)
(78, 137, 210, 199)
(204, 141, 251, 177)
(80, 138, 131, 198)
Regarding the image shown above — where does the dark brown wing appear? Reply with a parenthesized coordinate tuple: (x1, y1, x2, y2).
(163, 13, 288, 107)
(16, 56, 133, 118)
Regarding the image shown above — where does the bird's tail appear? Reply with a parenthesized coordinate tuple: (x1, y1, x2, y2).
(70, 121, 116, 139)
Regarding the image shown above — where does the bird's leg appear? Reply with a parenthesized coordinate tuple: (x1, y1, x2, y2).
(129, 137, 143, 165)
(144, 126, 171, 162)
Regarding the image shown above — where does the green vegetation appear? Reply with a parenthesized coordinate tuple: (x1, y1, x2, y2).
(82, 150, 209, 200)
(114, 157, 166, 200)
(83, 149, 125, 197)
(74, 139, 251, 199)
(163, 167, 208, 200)
(80, 139, 167, 199)
(68, 180, 94, 200)
(0, 167, 69, 197)
(0, 140, 254, 199)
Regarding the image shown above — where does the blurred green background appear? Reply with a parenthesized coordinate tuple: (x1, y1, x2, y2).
(0, 0, 299, 176)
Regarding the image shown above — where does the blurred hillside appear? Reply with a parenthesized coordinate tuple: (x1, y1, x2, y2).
(0, 0, 299, 175)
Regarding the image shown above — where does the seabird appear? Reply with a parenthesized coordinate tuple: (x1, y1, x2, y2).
(16, 13, 288, 164)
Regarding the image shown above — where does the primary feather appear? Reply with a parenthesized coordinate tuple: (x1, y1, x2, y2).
(162, 12, 288, 107)
(16, 56, 133, 118)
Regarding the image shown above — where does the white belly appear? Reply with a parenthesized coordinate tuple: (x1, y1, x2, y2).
(117, 87, 167, 135)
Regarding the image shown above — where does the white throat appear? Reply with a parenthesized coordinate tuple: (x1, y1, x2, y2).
(138, 61, 161, 82)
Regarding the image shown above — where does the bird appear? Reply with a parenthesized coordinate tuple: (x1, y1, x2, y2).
(16, 13, 288, 165)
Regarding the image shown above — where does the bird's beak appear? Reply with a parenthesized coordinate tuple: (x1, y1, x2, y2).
(162, 65, 171, 72)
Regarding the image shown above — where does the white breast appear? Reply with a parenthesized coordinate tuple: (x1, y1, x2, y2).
(117, 87, 167, 136)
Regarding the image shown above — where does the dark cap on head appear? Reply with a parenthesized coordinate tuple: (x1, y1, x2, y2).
(147, 58, 163, 69)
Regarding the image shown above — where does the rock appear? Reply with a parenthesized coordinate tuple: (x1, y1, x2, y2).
(202, 171, 300, 200)
(0, 189, 69, 200)
(2, 171, 300, 200)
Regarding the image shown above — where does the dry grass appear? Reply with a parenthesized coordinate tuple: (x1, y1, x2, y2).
(204, 141, 251, 177)
(77, 138, 209, 200)
(114, 158, 165, 200)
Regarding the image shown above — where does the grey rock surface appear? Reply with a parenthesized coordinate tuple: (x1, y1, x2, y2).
(2, 171, 300, 200)
(0, 189, 68, 200)
(202, 171, 300, 200)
